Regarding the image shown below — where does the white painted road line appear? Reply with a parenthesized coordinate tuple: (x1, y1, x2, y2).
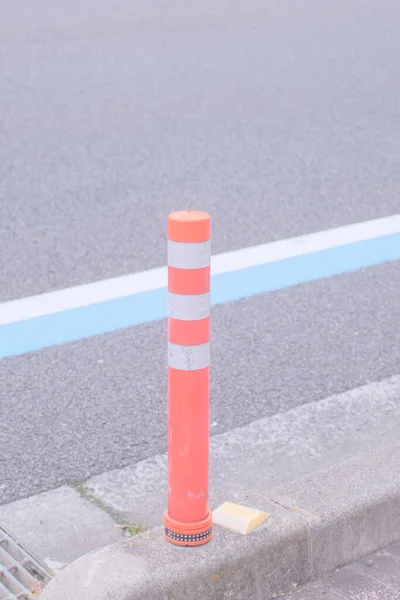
(210, 213, 400, 275)
(0, 213, 399, 358)
(0, 265, 167, 326)
(1, 213, 399, 327)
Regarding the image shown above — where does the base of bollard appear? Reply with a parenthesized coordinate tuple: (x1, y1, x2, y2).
(164, 511, 213, 547)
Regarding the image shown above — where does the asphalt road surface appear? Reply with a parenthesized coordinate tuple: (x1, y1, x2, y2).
(1, 0, 400, 504)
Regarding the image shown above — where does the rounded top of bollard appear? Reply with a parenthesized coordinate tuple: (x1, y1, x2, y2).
(168, 210, 210, 242)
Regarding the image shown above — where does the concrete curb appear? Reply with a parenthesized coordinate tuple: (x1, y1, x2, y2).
(40, 443, 400, 600)
(84, 374, 400, 530)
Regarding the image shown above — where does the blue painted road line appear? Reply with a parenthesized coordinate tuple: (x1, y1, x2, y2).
(1, 233, 399, 359)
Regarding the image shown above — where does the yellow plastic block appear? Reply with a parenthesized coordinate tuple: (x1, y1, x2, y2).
(212, 502, 269, 535)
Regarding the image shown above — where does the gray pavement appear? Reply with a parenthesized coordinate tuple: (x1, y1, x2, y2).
(1, 0, 400, 300)
(1, 0, 400, 514)
(283, 543, 400, 599)
(0, 487, 123, 570)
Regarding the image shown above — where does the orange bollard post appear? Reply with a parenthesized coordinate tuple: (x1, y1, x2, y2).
(164, 210, 213, 546)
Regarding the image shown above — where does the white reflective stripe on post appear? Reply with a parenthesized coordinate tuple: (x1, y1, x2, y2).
(168, 240, 211, 270)
(168, 292, 210, 321)
(168, 342, 210, 371)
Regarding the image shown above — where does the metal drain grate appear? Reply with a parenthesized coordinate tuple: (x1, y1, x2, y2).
(0, 527, 52, 599)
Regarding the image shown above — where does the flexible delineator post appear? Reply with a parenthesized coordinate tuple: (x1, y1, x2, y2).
(164, 210, 212, 546)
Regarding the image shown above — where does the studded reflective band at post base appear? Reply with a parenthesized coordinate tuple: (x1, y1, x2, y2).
(164, 210, 213, 547)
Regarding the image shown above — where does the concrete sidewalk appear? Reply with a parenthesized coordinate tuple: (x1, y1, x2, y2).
(282, 542, 400, 599)
(40, 441, 400, 599)
(1, 375, 399, 598)
(1, 375, 400, 573)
